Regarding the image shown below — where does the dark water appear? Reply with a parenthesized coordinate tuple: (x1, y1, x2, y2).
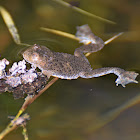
(0, 0, 140, 140)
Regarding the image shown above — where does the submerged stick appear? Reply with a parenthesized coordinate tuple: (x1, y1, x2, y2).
(87, 93, 140, 132)
(104, 32, 123, 45)
(22, 124, 29, 140)
(40, 27, 79, 41)
(0, 6, 21, 44)
(12, 77, 58, 123)
(52, 0, 116, 24)
(85, 32, 123, 57)
(0, 6, 31, 47)
(20, 77, 59, 111)
(0, 78, 58, 139)
(0, 114, 30, 140)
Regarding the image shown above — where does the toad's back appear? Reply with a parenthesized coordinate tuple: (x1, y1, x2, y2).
(47, 52, 93, 79)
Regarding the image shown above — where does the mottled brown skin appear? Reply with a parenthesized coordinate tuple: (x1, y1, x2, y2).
(23, 25, 138, 87)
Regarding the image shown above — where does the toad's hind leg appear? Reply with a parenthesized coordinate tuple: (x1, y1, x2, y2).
(80, 67, 138, 87)
(74, 43, 104, 62)
(74, 24, 104, 62)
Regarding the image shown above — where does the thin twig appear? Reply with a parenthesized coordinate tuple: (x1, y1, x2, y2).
(21, 77, 59, 111)
(0, 6, 31, 47)
(0, 6, 21, 44)
(0, 78, 58, 139)
(40, 27, 79, 41)
(52, 0, 116, 24)
(10, 77, 58, 126)
(22, 124, 29, 140)
(85, 32, 123, 57)
(104, 32, 123, 45)
(0, 114, 30, 140)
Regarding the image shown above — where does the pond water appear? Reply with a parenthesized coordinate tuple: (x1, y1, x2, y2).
(0, 0, 140, 140)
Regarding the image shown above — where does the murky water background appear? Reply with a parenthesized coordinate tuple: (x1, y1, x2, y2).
(0, 0, 140, 140)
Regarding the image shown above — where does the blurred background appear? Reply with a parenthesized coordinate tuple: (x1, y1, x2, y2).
(0, 0, 140, 140)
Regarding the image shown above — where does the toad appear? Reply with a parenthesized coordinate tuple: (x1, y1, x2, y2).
(23, 25, 138, 87)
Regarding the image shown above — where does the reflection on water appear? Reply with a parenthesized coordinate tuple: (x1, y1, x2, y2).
(0, 0, 140, 140)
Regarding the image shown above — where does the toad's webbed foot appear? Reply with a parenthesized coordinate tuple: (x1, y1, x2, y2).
(115, 71, 139, 87)
(76, 24, 104, 45)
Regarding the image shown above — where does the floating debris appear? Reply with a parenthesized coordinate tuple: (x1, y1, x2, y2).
(0, 58, 9, 79)
(8, 113, 30, 126)
(9, 60, 26, 76)
(0, 58, 48, 99)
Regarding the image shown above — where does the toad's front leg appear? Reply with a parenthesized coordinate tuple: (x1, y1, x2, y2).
(79, 67, 139, 87)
